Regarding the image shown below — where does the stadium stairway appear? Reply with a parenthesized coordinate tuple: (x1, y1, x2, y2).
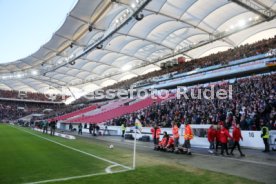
(52, 104, 97, 121)
(83, 98, 133, 116)
(67, 96, 164, 123)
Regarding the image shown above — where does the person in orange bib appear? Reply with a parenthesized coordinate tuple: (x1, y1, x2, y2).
(183, 121, 193, 155)
(172, 122, 180, 147)
(165, 136, 175, 152)
(151, 124, 161, 149)
(157, 131, 169, 151)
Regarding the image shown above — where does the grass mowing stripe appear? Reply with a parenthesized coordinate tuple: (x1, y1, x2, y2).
(12, 125, 132, 170)
(0, 125, 109, 184)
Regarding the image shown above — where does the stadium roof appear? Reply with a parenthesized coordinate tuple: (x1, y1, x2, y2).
(0, 0, 275, 96)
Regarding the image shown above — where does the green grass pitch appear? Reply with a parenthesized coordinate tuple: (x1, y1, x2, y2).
(0, 124, 260, 184)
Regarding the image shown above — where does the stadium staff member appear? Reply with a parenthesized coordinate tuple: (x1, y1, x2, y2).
(261, 121, 270, 152)
(166, 136, 175, 152)
(121, 122, 126, 138)
(215, 122, 222, 153)
(219, 124, 232, 156)
(172, 122, 179, 147)
(230, 123, 245, 156)
(151, 123, 161, 148)
(156, 131, 169, 151)
(183, 121, 193, 155)
(207, 124, 216, 154)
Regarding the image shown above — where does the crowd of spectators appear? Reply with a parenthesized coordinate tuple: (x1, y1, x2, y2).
(107, 74, 276, 131)
(0, 100, 63, 121)
(44, 103, 92, 119)
(102, 36, 276, 91)
(0, 89, 69, 102)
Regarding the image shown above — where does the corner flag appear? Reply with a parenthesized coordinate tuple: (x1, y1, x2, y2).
(135, 118, 142, 133)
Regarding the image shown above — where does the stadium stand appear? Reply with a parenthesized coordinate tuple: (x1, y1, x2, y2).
(105, 73, 276, 131)
(0, 100, 62, 121)
(0, 89, 69, 102)
(102, 36, 276, 91)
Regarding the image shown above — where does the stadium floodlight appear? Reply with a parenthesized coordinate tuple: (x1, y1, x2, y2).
(31, 70, 38, 76)
(122, 64, 132, 71)
(230, 25, 235, 29)
(2, 75, 7, 80)
(16, 73, 23, 79)
(131, 3, 136, 9)
(238, 20, 246, 27)
(249, 17, 253, 21)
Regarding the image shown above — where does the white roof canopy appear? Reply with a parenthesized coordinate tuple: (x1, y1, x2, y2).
(0, 0, 275, 94)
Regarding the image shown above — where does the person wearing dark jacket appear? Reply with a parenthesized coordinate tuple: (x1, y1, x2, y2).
(230, 124, 245, 156)
(78, 123, 83, 135)
(49, 120, 56, 136)
(89, 124, 93, 135)
(69, 123, 73, 132)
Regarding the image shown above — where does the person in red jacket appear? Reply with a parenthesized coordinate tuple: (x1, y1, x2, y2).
(219, 124, 232, 156)
(207, 125, 216, 154)
(151, 124, 161, 149)
(230, 124, 245, 156)
(215, 125, 221, 153)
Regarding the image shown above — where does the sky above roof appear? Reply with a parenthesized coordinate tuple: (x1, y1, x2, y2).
(0, 0, 77, 64)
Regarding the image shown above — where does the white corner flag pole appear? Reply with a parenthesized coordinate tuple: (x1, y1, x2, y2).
(133, 127, 137, 170)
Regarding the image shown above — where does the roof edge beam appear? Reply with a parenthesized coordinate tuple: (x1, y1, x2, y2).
(230, 0, 274, 20)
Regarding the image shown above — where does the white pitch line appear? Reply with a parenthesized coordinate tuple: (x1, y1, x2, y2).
(13, 126, 132, 170)
(105, 164, 119, 173)
(25, 169, 128, 184)
(98, 137, 276, 168)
